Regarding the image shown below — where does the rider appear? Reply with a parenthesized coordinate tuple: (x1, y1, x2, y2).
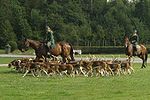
(130, 29, 139, 55)
(45, 26, 55, 54)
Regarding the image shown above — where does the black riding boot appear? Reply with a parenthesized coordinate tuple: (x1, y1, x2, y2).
(45, 46, 51, 58)
(133, 45, 137, 56)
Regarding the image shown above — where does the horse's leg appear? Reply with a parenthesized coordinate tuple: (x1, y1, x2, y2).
(70, 54, 75, 61)
(128, 56, 132, 66)
(141, 58, 146, 68)
(66, 57, 71, 63)
(140, 54, 146, 68)
(143, 53, 148, 68)
(141, 60, 145, 68)
(62, 56, 66, 63)
(69, 44, 75, 61)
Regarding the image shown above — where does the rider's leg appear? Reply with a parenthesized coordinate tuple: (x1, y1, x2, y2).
(133, 44, 137, 56)
(46, 42, 51, 57)
(47, 42, 51, 50)
(132, 44, 135, 56)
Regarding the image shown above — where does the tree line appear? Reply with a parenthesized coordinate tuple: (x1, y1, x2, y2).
(0, 0, 150, 51)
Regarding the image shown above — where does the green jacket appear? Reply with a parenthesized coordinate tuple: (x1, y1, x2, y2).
(130, 33, 139, 45)
(45, 31, 55, 48)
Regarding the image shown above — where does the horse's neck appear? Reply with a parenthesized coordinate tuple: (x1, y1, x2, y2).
(127, 41, 131, 46)
(125, 38, 131, 46)
(29, 40, 41, 50)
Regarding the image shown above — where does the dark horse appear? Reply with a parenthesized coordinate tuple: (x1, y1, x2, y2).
(124, 36, 148, 68)
(18, 38, 75, 63)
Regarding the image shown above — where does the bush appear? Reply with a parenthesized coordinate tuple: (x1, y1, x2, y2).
(73, 46, 150, 54)
(73, 46, 125, 54)
(8, 41, 17, 52)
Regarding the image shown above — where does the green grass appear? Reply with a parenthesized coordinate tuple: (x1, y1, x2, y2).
(0, 63, 150, 100)
(0, 49, 5, 54)
(0, 49, 34, 55)
(12, 49, 35, 55)
(0, 57, 19, 64)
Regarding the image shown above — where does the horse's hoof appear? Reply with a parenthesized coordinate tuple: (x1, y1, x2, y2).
(141, 66, 146, 69)
(141, 67, 145, 69)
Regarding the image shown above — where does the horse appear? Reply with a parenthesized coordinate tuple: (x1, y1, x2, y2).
(18, 38, 75, 63)
(124, 36, 148, 68)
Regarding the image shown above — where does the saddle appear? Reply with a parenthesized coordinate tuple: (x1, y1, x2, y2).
(132, 44, 141, 56)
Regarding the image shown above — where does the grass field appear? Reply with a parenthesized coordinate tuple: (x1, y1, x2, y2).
(0, 62, 150, 100)
(0, 49, 34, 55)
(0, 57, 19, 64)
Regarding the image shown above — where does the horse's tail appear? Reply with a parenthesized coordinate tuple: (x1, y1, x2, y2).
(69, 43, 75, 61)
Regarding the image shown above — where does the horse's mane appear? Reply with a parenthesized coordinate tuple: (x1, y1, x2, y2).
(27, 39, 43, 45)
(124, 36, 130, 42)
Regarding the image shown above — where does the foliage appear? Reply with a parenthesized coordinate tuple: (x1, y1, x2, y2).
(8, 41, 18, 52)
(74, 46, 125, 54)
(0, 0, 150, 48)
(0, 20, 16, 48)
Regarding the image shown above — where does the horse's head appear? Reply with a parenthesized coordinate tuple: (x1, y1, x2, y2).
(18, 38, 29, 52)
(124, 36, 130, 48)
(24, 38, 30, 48)
(17, 44, 25, 52)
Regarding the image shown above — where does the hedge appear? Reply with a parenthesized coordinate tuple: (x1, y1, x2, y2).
(73, 46, 149, 54)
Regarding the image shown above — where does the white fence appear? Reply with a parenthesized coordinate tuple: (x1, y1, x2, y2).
(73, 50, 82, 55)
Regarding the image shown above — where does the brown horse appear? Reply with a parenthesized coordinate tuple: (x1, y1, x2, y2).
(18, 38, 75, 63)
(124, 36, 148, 68)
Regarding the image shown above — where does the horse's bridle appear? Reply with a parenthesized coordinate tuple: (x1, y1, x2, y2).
(19, 39, 29, 52)
(124, 37, 131, 48)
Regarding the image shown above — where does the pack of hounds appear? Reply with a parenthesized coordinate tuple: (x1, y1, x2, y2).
(8, 55, 134, 77)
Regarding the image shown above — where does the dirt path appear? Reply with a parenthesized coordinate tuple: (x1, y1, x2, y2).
(0, 64, 8, 67)
(0, 54, 149, 67)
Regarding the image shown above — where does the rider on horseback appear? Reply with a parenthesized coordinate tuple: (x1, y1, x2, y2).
(45, 26, 55, 55)
(130, 29, 139, 56)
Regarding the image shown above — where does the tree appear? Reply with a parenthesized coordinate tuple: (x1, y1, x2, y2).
(0, 20, 16, 48)
(12, 5, 32, 40)
(0, 0, 150, 48)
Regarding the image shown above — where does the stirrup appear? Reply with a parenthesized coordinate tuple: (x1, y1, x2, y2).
(47, 52, 51, 58)
(47, 52, 50, 55)
(135, 52, 138, 55)
(134, 52, 137, 56)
